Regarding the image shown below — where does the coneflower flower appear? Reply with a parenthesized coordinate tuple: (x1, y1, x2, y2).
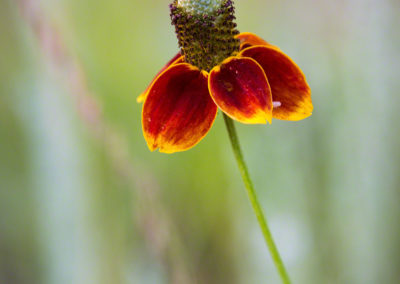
(138, 0, 312, 153)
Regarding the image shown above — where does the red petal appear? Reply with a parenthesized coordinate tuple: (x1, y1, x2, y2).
(235, 32, 275, 51)
(240, 46, 312, 121)
(137, 53, 184, 103)
(208, 57, 272, 124)
(142, 63, 217, 153)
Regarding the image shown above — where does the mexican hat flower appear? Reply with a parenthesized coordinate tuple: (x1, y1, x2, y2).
(138, 0, 313, 153)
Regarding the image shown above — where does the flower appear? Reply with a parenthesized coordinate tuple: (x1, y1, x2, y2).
(138, 0, 312, 154)
(138, 32, 312, 153)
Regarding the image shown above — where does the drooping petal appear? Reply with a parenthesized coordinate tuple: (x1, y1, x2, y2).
(142, 63, 217, 153)
(235, 32, 275, 50)
(208, 57, 272, 124)
(137, 53, 184, 103)
(240, 46, 312, 121)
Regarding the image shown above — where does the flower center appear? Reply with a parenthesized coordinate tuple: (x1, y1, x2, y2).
(170, 0, 240, 72)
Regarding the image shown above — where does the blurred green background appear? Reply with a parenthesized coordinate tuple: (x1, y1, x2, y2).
(1, 0, 400, 283)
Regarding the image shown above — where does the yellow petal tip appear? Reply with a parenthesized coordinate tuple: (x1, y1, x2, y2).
(137, 92, 146, 103)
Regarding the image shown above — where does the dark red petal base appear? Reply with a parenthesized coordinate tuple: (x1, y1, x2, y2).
(208, 57, 272, 124)
(240, 46, 312, 120)
(142, 63, 217, 153)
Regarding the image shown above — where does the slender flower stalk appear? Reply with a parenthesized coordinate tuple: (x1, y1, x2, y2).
(223, 114, 291, 284)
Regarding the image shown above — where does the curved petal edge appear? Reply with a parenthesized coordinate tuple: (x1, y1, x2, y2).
(235, 32, 275, 51)
(142, 63, 217, 153)
(208, 57, 272, 124)
(137, 53, 184, 103)
(240, 46, 312, 121)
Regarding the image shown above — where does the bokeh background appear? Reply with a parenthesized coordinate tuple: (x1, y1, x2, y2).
(1, 0, 400, 283)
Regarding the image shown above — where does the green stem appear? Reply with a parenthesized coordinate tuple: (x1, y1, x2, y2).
(223, 114, 291, 284)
